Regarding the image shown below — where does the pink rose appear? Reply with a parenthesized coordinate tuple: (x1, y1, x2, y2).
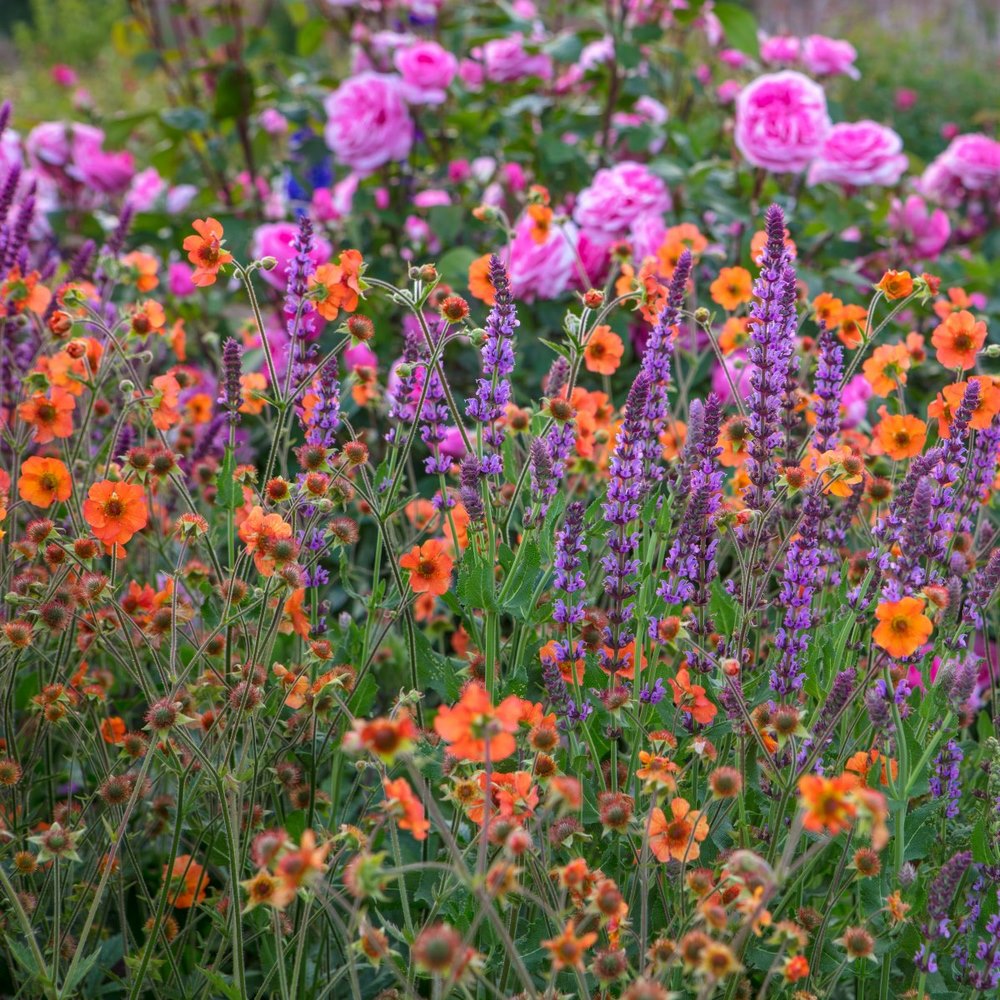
(26, 121, 133, 196)
(258, 108, 289, 135)
(573, 161, 670, 235)
(508, 213, 577, 302)
(394, 41, 457, 105)
(458, 59, 484, 90)
(807, 121, 908, 188)
(887, 195, 950, 259)
(311, 173, 358, 222)
(51, 65, 78, 88)
(734, 71, 830, 173)
(344, 342, 377, 371)
(579, 37, 614, 72)
(801, 35, 860, 79)
(413, 189, 451, 208)
(251, 222, 333, 290)
(760, 36, 800, 66)
(629, 212, 667, 262)
(448, 159, 471, 183)
(716, 80, 742, 105)
(479, 35, 553, 83)
(125, 167, 166, 212)
(894, 88, 918, 111)
(323, 72, 414, 175)
(718, 48, 750, 69)
(921, 133, 1000, 204)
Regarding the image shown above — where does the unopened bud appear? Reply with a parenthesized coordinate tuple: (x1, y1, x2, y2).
(694, 307, 711, 324)
(260, 256, 278, 271)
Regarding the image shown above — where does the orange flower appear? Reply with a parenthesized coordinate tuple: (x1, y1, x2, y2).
(150, 374, 182, 431)
(433, 683, 522, 762)
(718, 415, 750, 467)
(636, 751, 679, 789)
(344, 715, 418, 764)
(527, 203, 553, 243)
(783, 955, 810, 983)
(649, 797, 710, 863)
(468, 254, 495, 305)
(844, 748, 898, 786)
(875, 269, 913, 301)
(873, 596, 933, 658)
(813, 447, 865, 498)
(241, 871, 295, 913)
(862, 343, 910, 396)
(837, 305, 868, 349)
(100, 716, 127, 745)
(182, 218, 232, 287)
(934, 377, 1000, 436)
(311, 250, 364, 321)
(121, 251, 159, 292)
(542, 921, 598, 970)
(751, 227, 796, 263)
(709, 267, 753, 311)
(812, 292, 844, 329)
(238, 372, 269, 415)
(163, 854, 209, 909)
(83, 480, 149, 551)
(129, 299, 166, 337)
(399, 539, 453, 596)
(931, 310, 987, 370)
(798, 774, 856, 837)
(1, 266, 52, 316)
(17, 456, 71, 509)
(874, 412, 926, 461)
(238, 506, 294, 577)
(583, 325, 625, 375)
(17, 388, 75, 444)
(718, 317, 751, 354)
(275, 830, 329, 891)
(383, 777, 430, 841)
(540, 639, 584, 685)
(668, 668, 717, 725)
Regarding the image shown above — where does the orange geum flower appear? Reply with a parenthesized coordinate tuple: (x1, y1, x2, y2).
(121, 251, 159, 293)
(182, 218, 232, 287)
(311, 249, 365, 321)
(129, 299, 166, 337)
(844, 748, 898, 786)
(940, 377, 1000, 434)
(798, 773, 857, 837)
(241, 870, 295, 913)
(83, 480, 149, 552)
(542, 921, 598, 971)
(399, 538, 453, 596)
(163, 854, 209, 909)
(931, 310, 986, 370)
(862, 342, 910, 396)
(150, 374, 182, 431)
(468, 253, 496, 305)
(875, 269, 913, 300)
(873, 596, 933, 659)
(433, 683, 522, 762)
(343, 715, 418, 764)
(668, 667, 717, 725)
(18, 456, 71, 509)
(100, 716, 127, 745)
(239, 372, 269, 415)
(718, 317, 751, 354)
(636, 751, 679, 790)
(238, 506, 294, 577)
(874, 411, 926, 461)
(648, 797, 710, 863)
(837, 304, 868, 349)
(17, 388, 75, 444)
(1, 266, 51, 316)
(382, 777, 429, 841)
(717, 415, 750, 467)
(813, 447, 865, 498)
(710, 266, 753, 311)
(274, 830, 329, 891)
(812, 292, 843, 329)
(583, 324, 625, 376)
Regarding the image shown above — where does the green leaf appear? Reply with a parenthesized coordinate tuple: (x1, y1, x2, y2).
(713, 2, 760, 59)
(213, 64, 255, 120)
(216, 445, 239, 511)
(159, 107, 209, 133)
(414, 629, 462, 701)
(498, 539, 542, 617)
(456, 545, 498, 612)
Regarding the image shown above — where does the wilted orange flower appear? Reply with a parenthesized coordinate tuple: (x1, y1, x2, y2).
(798, 774, 856, 837)
(238, 506, 293, 577)
(710, 267, 753, 311)
(668, 668, 717, 725)
(164, 855, 209, 909)
(83, 480, 149, 552)
(931, 310, 987, 370)
(311, 249, 364, 321)
(649, 797, 710, 863)
(399, 538, 453, 596)
(583, 325, 624, 375)
(18, 388, 75, 444)
(433, 683, 522, 762)
(875, 269, 913, 300)
(542, 921, 598, 970)
(383, 777, 430, 841)
(873, 596, 932, 658)
(18, 456, 71, 509)
(874, 412, 926, 461)
(862, 343, 910, 396)
(183, 218, 232, 286)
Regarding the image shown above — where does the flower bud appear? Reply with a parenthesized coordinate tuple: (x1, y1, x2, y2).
(260, 256, 278, 271)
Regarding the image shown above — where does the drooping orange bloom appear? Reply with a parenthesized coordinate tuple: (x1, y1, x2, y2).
(18, 388, 75, 444)
(542, 921, 598, 970)
(862, 343, 910, 396)
(150, 374, 182, 431)
(798, 774, 857, 837)
(100, 716, 127, 745)
(875, 269, 913, 301)
(311, 249, 364, 321)
(238, 506, 294, 577)
(837, 304, 868, 349)
(636, 751, 679, 789)
(648, 797, 710, 863)
(668, 668, 717, 725)
(583, 325, 625, 375)
(874, 412, 926, 461)
(163, 855, 209, 909)
(433, 683, 522, 762)
(873, 596, 933, 658)
(83, 480, 149, 552)
(129, 299, 166, 337)
(182, 218, 232, 287)
(399, 539, 453, 596)
(468, 253, 495, 305)
(383, 777, 430, 841)
(931, 310, 987, 370)
(17, 456, 72, 509)
(709, 266, 753, 311)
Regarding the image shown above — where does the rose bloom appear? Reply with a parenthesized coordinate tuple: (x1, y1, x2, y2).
(394, 41, 457, 104)
(479, 34, 553, 83)
(734, 71, 830, 173)
(887, 195, 950, 259)
(573, 161, 670, 235)
(323, 72, 414, 176)
(251, 222, 332, 290)
(759, 35, 800, 66)
(807, 121, 907, 188)
(507, 213, 578, 302)
(801, 35, 860, 79)
(922, 133, 1000, 203)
